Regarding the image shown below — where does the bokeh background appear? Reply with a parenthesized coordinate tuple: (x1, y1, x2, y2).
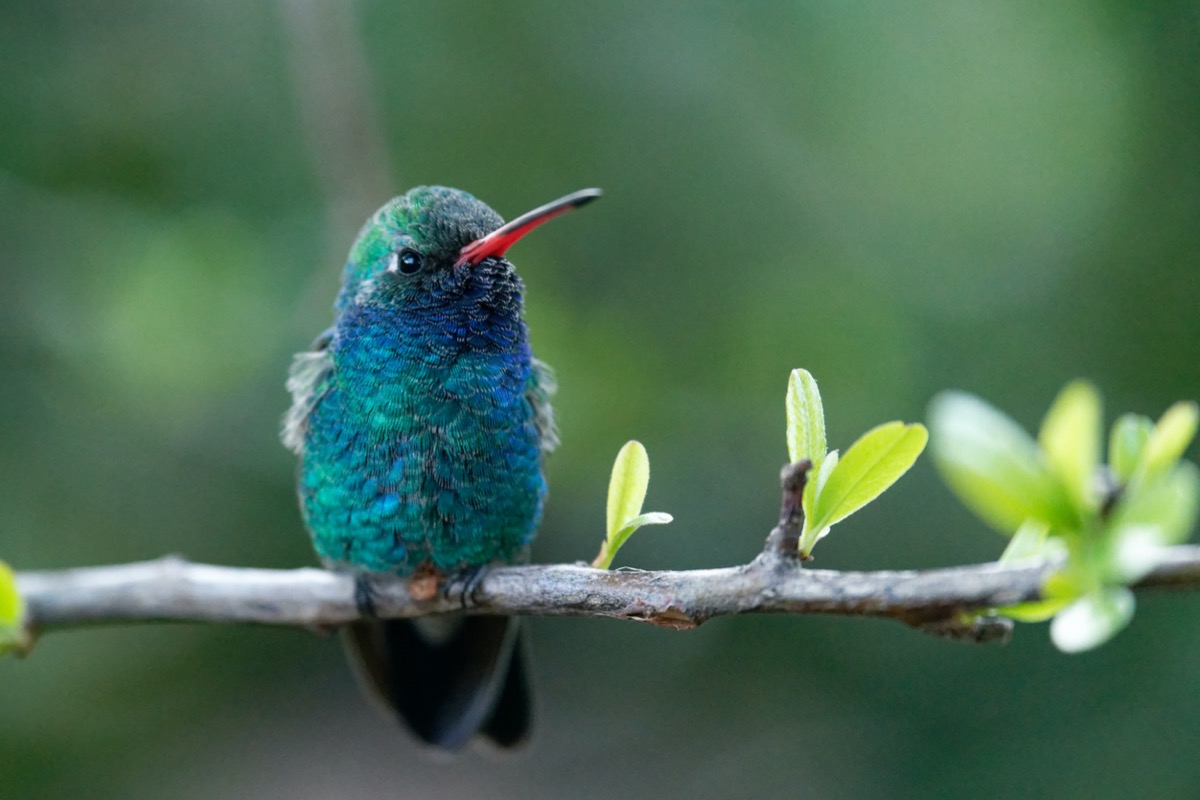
(3, 2, 1199, 798)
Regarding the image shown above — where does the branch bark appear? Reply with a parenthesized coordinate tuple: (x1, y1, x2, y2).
(12, 463, 1200, 648)
(15, 544, 1200, 647)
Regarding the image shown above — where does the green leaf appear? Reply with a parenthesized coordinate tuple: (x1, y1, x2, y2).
(997, 596, 1076, 623)
(1108, 413, 1153, 483)
(1038, 381, 1101, 513)
(623, 512, 674, 528)
(993, 521, 1073, 623)
(812, 449, 839, 501)
(0, 561, 29, 657)
(786, 368, 826, 471)
(1163, 460, 1200, 542)
(1110, 524, 1172, 584)
(929, 391, 1075, 535)
(801, 450, 840, 547)
(1042, 567, 1088, 601)
(594, 442, 672, 569)
(607, 440, 650, 540)
(807, 421, 928, 533)
(1111, 460, 1200, 553)
(1049, 586, 1135, 653)
(1142, 401, 1199, 477)
(594, 514, 674, 570)
(998, 519, 1060, 564)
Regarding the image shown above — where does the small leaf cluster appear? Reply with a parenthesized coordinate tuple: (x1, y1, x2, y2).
(593, 441, 673, 569)
(785, 369, 928, 558)
(929, 382, 1199, 652)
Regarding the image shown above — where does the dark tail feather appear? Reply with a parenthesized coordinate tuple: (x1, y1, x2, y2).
(479, 623, 532, 747)
(342, 615, 532, 751)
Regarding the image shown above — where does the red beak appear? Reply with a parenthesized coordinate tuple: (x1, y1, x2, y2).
(455, 188, 602, 268)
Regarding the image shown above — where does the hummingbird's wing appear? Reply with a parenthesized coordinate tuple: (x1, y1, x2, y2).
(527, 357, 559, 454)
(281, 328, 334, 454)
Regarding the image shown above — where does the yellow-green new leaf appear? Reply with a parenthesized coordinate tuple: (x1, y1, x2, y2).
(0, 561, 29, 657)
(594, 512, 675, 570)
(1109, 414, 1153, 483)
(607, 440, 650, 540)
(801, 449, 839, 542)
(929, 392, 1075, 535)
(786, 368, 826, 471)
(1142, 401, 1199, 477)
(1038, 381, 1101, 513)
(1112, 460, 1200, 548)
(595, 442, 673, 569)
(1050, 586, 1135, 653)
(996, 596, 1076, 623)
(808, 421, 928, 533)
(995, 533, 1082, 624)
(993, 520, 1067, 621)
(998, 519, 1060, 564)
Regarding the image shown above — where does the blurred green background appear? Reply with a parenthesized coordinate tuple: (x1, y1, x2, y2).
(3, 2, 1199, 798)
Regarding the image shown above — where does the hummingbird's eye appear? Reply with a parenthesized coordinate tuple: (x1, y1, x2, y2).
(389, 248, 423, 275)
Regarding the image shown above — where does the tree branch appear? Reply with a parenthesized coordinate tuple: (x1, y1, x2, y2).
(15, 545, 1200, 647)
(12, 463, 1200, 649)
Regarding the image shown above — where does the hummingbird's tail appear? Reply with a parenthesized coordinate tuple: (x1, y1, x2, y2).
(341, 615, 532, 751)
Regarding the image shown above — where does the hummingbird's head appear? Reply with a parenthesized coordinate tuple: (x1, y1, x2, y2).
(337, 185, 600, 312)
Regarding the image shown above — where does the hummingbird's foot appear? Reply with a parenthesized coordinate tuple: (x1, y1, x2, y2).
(353, 574, 379, 619)
(445, 564, 490, 608)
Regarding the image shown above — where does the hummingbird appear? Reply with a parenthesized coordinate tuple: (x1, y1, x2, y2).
(282, 185, 600, 750)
